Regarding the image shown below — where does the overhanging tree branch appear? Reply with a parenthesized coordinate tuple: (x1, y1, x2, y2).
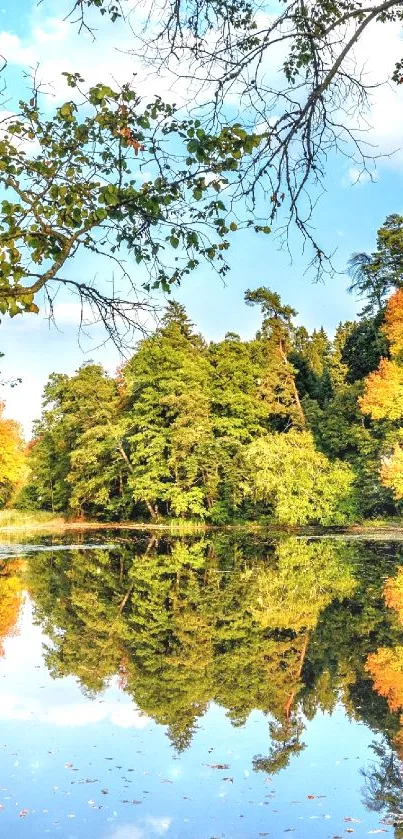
(63, 0, 403, 270)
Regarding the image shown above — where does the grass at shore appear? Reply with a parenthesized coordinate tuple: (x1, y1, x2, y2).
(0, 509, 209, 535)
(1, 509, 403, 538)
(0, 509, 66, 530)
(349, 517, 403, 530)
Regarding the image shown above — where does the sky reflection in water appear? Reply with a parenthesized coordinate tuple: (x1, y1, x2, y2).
(0, 532, 401, 837)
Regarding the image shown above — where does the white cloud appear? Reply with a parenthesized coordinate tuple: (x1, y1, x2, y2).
(343, 166, 378, 187)
(146, 817, 172, 835)
(105, 825, 144, 839)
(0, 600, 152, 734)
(0, 1, 402, 165)
(104, 818, 172, 839)
(346, 21, 403, 172)
(50, 301, 104, 327)
(1, 367, 44, 440)
(0, 31, 34, 65)
(0, 1, 201, 106)
(0, 692, 151, 728)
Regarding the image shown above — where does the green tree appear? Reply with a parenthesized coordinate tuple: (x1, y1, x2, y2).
(244, 429, 357, 525)
(291, 326, 334, 406)
(348, 216, 403, 316)
(245, 287, 306, 429)
(25, 532, 359, 759)
(208, 332, 268, 520)
(123, 302, 219, 518)
(21, 363, 125, 516)
(341, 314, 390, 383)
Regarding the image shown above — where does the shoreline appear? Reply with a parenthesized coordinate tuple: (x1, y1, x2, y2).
(1, 519, 403, 538)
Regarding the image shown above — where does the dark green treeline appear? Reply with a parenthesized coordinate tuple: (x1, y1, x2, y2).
(18, 285, 400, 523)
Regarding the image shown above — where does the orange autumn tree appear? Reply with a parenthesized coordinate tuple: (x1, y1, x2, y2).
(366, 568, 403, 756)
(366, 644, 403, 716)
(384, 289, 403, 358)
(360, 289, 403, 499)
(0, 402, 25, 506)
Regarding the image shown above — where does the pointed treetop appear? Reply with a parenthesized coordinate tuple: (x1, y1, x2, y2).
(161, 301, 195, 339)
(244, 287, 297, 338)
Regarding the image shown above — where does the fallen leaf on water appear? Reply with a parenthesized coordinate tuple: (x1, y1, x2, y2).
(121, 799, 142, 805)
(205, 763, 230, 770)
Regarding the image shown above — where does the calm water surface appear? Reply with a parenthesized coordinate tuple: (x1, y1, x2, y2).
(0, 531, 403, 837)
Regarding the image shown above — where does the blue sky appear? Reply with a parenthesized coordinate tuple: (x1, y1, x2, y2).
(1, 0, 403, 435)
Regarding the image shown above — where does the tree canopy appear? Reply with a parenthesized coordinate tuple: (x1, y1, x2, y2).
(0, 1, 401, 335)
(0, 75, 262, 342)
(15, 236, 403, 524)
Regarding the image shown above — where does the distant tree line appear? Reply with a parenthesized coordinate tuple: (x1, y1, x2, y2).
(12, 215, 403, 524)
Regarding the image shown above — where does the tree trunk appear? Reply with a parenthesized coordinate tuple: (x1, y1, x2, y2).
(285, 632, 310, 720)
(279, 339, 306, 429)
(145, 499, 157, 519)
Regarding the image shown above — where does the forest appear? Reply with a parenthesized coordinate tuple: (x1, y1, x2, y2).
(1, 213, 403, 527)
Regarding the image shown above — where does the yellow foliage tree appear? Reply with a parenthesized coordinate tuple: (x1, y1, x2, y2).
(366, 646, 403, 713)
(384, 568, 403, 622)
(381, 443, 403, 500)
(0, 559, 24, 656)
(0, 402, 25, 506)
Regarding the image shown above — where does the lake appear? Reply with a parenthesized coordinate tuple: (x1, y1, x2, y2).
(0, 530, 403, 838)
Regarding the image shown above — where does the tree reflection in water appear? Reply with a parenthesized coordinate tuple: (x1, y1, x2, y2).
(3, 532, 403, 825)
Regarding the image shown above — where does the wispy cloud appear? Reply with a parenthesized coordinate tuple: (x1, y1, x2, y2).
(343, 166, 379, 187)
(0, 1, 199, 107)
(104, 817, 172, 839)
(0, 691, 152, 728)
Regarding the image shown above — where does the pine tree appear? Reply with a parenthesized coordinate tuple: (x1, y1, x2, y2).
(245, 287, 306, 429)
